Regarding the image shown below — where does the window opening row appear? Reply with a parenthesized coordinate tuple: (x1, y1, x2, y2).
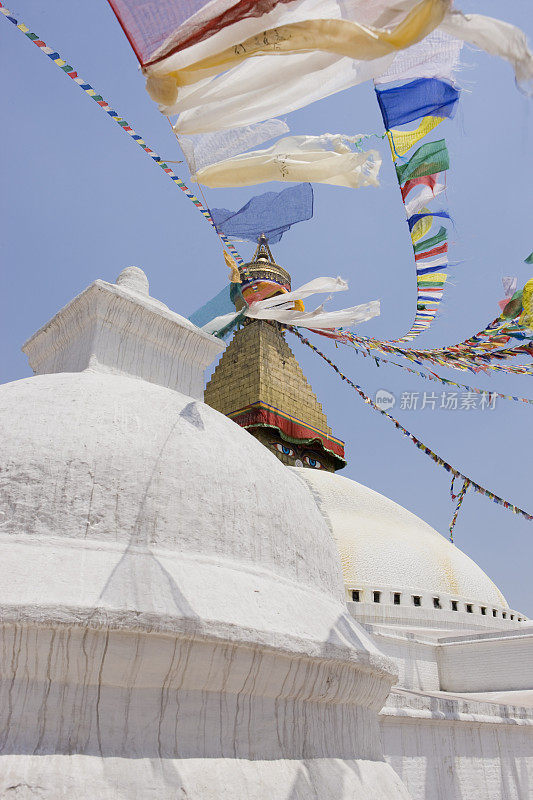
(350, 590, 522, 620)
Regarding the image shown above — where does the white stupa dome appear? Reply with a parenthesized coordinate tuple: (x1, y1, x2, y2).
(293, 469, 509, 614)
(0, 268, 411, 799)
(0, 268, 365, 646)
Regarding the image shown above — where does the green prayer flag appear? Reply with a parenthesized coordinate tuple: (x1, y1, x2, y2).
(413, 226, 447, 254)
(396, 140, 449, 185)
(417, 280, 445, 288)
(524, 251, 533, 264)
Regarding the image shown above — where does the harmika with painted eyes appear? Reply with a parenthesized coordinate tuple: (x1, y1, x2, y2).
(272, 442, 324, 469)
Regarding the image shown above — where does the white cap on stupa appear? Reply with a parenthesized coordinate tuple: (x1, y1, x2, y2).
(22, 265, 225, 399)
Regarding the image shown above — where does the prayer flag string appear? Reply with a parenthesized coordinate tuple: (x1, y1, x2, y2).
(374, 76, 459, 342)
(449, 478, 470, 542)
(343, 340, 533, 405)
(289, 327, 533, 525)
(342, 304, 533, 376)
(0, 2, 245, 266)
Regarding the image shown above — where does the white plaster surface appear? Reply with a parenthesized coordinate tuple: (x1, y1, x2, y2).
(345, 592, 525, 631)
(365, 629, 441, 693)
(438, 628, 533, 693)
(22, 270, 224, 399)
(381, 688, 533, 800)
(291, 470, 533, 799)
(0, 270, 410, 799)
(293, 468, 508, 609)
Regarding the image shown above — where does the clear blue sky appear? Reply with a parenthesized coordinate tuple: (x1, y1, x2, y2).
(1, 2, 532, 614)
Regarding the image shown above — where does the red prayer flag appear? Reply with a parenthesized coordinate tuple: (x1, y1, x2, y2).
(400, 173, 442, 202)
(414, 242, 448, 261)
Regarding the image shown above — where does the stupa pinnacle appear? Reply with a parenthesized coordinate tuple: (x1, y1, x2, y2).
(205, 237, 346, 471)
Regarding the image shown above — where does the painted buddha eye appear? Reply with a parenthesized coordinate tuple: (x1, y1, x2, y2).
(303, 455, 323, 469)
(274, 443, 295, 457)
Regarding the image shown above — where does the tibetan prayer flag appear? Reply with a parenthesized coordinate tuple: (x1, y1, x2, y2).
(404, 181, 445, 217)
(396, 140, 449, 184)
(172, 49, 396, 133)
(401, 173, 443, 201)
(417, 272, 447, 285)
(502, 276, 518, 298)
(413, 225, 447, 253)
(525, 251, 533, 264)
(193, 134, 381, 189)
(188, 284, 234, 329)
(416, 254, 448, 271)
(177, 119, 290, 175)
(410, 208, 433, 243)
(224, 250, 241, 283)
(408, 210, 451, 231)
(387, 115, 444, 160)
(440, 10, 533, 94)
(519, 279, 533, 328)
(375, 30, 462, 86)
(375, 77, 460, 129)
(414, 243, 448, 260)
(417, 260, 449, 275)
(211, 183, 313, 244)
(145, 0, 450, 104)
(189, 281, 246, 338)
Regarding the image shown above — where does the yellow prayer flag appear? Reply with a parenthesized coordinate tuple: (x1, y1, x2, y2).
(410, 207, 433, 243)
(223, 250, 241, 283)
(387, 116, 444, 161)
(417, 272, 447, 284)
(519, 278, 533, 327)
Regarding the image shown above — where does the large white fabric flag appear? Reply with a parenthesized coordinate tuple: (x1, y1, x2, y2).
(172, 51, 395, 133)
(171, 30, 461, 134)
(200, 275, 380, 333)
(245, 299, 381, 328)
(169, 28, 462, 135)
(147, 0, 449, 109)
(374, 29, 462, 84)
(177, 119, 290, 174)
(191, 134, 381, 189)
(154, 4, 532, 131)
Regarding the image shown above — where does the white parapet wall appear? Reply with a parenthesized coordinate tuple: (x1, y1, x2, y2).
(360, 626, 441, 692)
(380, 688, 533, 800)
(438, 626, 533, 693)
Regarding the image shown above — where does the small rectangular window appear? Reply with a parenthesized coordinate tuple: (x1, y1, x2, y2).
(518, 618, 522, 622)
(480, 607, 487, 615)
(510, 614, 514, 620)
(373, 591, 381, 603)
(502, 612, 507, 619)
(412, 595, 421, 607)
(393, 593, 401, 605)
(466, 604, 473, 613)
(351, 590, 360, 602)
(451, 600, 458, 611)
(492, 609, 497, 617)
(433, 597, 441, 609)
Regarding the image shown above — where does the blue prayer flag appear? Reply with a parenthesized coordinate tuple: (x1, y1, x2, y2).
(408, 211, 451, 231)
(188, 285, 233, 329)
(211, 183, 313, 244)
(375, 78, 460, 129)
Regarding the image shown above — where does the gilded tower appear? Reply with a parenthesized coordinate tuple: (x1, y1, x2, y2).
(204, 236, 346, 472)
